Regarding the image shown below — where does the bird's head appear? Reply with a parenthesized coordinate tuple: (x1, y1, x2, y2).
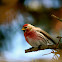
(22, 24, 34, 32)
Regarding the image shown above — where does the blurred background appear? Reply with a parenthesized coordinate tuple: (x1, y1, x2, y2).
(0, 0, 62, 62)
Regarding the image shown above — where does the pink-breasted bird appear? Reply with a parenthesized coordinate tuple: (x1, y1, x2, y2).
(22, 24, 56, 49)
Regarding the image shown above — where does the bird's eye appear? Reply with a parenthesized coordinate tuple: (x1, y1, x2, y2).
(25, 27, 27, 28)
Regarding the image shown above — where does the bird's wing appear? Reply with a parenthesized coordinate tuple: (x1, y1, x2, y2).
(35, 27, 56, 45)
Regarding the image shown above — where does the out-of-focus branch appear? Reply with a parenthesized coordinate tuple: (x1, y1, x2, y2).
(51, 14, 62, 21)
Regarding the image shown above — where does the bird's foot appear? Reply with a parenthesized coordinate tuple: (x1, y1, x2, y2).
(38, 45, 42, 50)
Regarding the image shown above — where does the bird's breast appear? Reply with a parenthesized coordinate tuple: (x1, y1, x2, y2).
(24, 31, 37, 39)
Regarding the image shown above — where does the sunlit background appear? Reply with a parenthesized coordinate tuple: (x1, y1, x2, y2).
(0, 0, 62, 62)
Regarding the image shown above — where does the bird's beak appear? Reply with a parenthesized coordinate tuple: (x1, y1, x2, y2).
(21, 27, 25, 30)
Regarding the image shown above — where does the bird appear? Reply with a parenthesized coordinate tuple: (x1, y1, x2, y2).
(22, 24, 56, 49)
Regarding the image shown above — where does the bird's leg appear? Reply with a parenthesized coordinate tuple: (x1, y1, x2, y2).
(38, 45, 42, 50)
(38, 45, 48, 50)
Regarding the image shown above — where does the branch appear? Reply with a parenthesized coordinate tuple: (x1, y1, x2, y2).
(25, 45, 59, 53)
(51, 14, 62, 21)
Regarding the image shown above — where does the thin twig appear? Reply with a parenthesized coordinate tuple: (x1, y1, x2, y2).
(51, 14, 62, 21)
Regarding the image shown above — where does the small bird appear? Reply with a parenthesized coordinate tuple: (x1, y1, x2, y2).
(22, 24, 56, 49)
